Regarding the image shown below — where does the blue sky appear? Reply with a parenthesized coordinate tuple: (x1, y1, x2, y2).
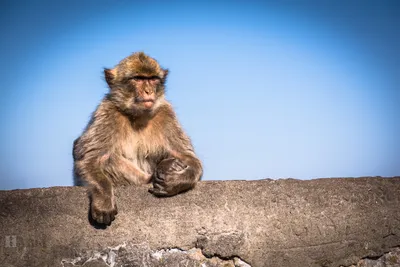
(0, 0, 399, 190)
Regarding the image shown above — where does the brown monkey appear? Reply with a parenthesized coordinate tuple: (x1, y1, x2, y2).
(73, 52, 203, 225)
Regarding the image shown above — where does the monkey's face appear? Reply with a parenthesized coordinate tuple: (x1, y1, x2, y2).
(104, 52, 168, 116)
(128, 75, 162, 110)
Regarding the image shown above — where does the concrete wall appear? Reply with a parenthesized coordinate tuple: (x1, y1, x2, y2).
(1, 177, 400, 267)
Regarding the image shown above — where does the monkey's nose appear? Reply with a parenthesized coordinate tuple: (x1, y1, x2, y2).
(144, 88, 152, 95)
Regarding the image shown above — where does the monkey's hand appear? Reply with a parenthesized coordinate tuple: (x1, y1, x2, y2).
(90, 193, 118, 225)
(150, 158, 192, 197)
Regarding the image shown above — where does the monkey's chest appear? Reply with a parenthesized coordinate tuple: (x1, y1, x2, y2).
(119, 131, 167, 170)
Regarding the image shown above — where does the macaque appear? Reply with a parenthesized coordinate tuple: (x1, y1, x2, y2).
(73, 52, 203, 225)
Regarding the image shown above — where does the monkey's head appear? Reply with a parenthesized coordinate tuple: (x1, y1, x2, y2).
(104, 52, 168, 117)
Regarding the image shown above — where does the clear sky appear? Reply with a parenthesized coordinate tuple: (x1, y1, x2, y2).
(0, 0, 399, 190)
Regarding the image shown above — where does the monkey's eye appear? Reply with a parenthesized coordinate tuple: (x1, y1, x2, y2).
(130, 76, 161, 82)
(149, 76, 161, 81)
(132, 76, 147, 81)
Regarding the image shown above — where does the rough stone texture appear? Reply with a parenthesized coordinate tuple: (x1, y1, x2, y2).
(344, 247, 400, 267)
(0, 177, 400, 267)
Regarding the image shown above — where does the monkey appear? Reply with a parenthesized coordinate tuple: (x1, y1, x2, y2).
(73, 52, 203, 225)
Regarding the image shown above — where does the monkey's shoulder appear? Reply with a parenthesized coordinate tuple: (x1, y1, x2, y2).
(152, 101, 178, 125)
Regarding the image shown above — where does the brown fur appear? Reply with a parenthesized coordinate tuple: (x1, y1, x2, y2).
(73, 52, 202, 225)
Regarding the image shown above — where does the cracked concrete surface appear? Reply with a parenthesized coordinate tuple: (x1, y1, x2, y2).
(1, 178, 400, 267)
(60, 244, 252, 267)
(342, 247, 400, 267)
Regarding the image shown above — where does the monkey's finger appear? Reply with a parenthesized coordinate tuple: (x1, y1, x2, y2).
(92, 210, 104, 224)
(151, 188, 169, 197)
(174, 160, 187, 169)
(153, 178, 166, 188)
(170, 161, 181, 171)
(103, 212, 112, 225)
(149, 184, 162, 193)
(170, 165, 180, 172)
(149, 184, 168, 195)
(154, 176, 166, 185)
(155, 170, 165, 178)
(109, 210, 117, 223)
(171, 161, 188, 172)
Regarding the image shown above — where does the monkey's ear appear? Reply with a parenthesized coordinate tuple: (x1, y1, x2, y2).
(161, 69, 169, 82)
(104, 68, 116, 86)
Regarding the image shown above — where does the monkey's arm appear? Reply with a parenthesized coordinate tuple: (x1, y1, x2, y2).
(150, 110, 203, 197)
(73, 104, 127, 224)
(74, 134, 118, 225)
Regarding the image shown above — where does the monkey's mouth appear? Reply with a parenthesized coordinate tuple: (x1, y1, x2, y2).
(137, 99, 155, 108)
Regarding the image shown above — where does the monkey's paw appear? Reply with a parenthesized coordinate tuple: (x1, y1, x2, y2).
(150, 158, 191, 197)
(90, 196, 118, 225)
